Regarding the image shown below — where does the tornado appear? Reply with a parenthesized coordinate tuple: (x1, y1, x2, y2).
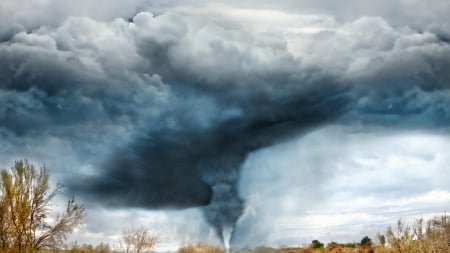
(200, 152, 245, 251)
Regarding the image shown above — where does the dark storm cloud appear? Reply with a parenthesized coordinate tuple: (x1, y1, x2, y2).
(1, 6, 450, 247)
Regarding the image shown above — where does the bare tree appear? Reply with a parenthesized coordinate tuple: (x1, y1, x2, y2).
(0, 160, 85, 251)
(121, 227, 159, 253)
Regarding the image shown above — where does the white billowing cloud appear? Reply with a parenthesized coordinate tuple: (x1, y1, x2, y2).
(2, 0, 449, 38)
(0, 0, 149, 39)
(4, 16, 151, 89)
(1, 9, 299, 94)
(286, 16, 450, 86)
(2, 8, 449, 97)
(235, 126, 450, 246)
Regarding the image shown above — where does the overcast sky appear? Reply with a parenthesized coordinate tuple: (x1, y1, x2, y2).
(1, 0, 450, 251)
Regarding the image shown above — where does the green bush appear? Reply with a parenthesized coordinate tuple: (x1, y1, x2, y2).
(311, 240, 324, 249)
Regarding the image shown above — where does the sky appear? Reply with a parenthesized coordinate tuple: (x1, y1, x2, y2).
(1, 0, 450, 251)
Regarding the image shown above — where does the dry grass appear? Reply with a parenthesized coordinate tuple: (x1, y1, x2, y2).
(178, 243, 224, 253)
